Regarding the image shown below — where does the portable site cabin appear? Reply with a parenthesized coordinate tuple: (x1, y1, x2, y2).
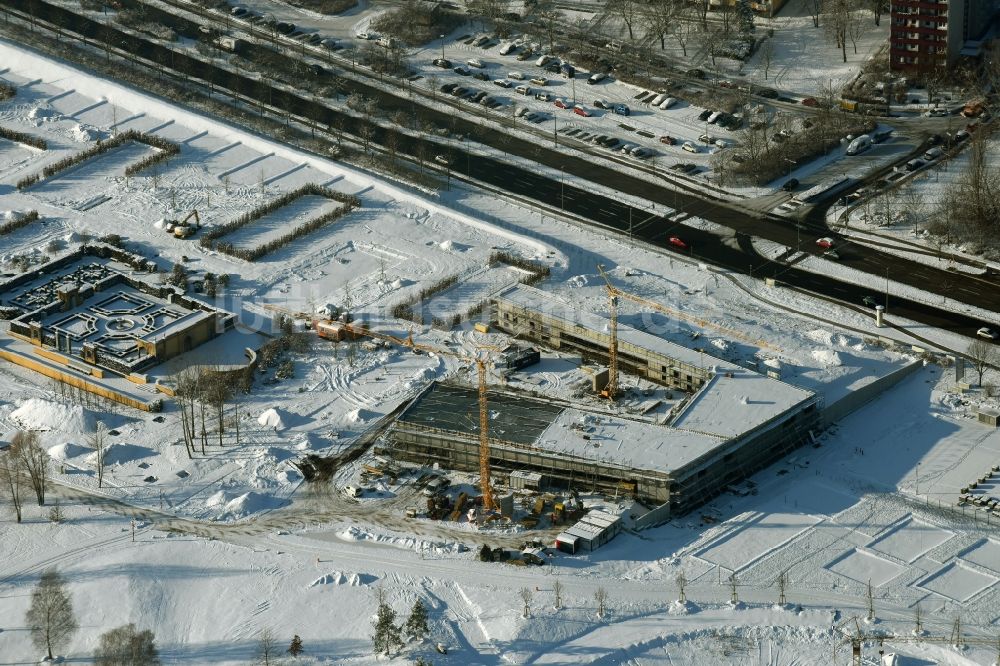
(510, 470, 545, 491)
(555, 509, 621, 554)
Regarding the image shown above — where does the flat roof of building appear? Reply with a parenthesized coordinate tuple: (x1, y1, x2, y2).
(495, 284, 815, 439)
(536, 407, 726, 474)
(670, 369, 815, 438)
(495, 284, 718, 371)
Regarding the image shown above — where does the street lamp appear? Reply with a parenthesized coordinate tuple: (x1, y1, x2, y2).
(559, 166, 565, 210)
(884, 267, 889, 310)
(439, 34, 445, 61)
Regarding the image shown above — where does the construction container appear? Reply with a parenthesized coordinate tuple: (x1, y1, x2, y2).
(474, 323, 490, 334)
(510, 470, 545, 491)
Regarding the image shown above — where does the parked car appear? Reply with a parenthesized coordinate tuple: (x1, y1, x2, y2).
(498, 41, 515, 55)
(534, 92, 552, 101)
(545, 61, 562, 73)
(593, 99, 610, 109)
(612, 103, 630, 116)
(686, 68, 705, 78)
(659, 135, 676, 145)
(433, 58, 452, 68)
(440, 83, 458, 94)
(681, 141, 698, 153)
(698, 133, 714, 144)
(668, 236, 688, 249)
(707, 111, 722, 124)
(573, 106, 592, 117)
(508, 71, 525, 80)
(472, 71, 490, 81)
(659, 97, 676, 110)
(434, 154, 451, 165)
(758, 87, 779, 98)
(231, 6, 248, 16)
(954, 129, 970, 143)
(588, 72, 607, 85)
(782, 178, 799, 191)
(515, 85, 530, 96)
(467, 58, 484, 68)
(493, 79, 512, 88)
(474, 35, 490, 47)
(454, 66, 471, 76)
(698, 109, 712, 121)
(530, 77, 547, 86)
(977, 326, 997, 339)
(535, 54, 552, 67)
(554, 98, 569, 109)
(801, 97, 818, 107)
(815, 237, 834, 249)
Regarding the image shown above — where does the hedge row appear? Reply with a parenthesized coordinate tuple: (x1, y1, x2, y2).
(0, 83, 14, 100)
(123, 138, 180, 176)
(489, 251, 550, 286)
(200, 183, 360, 248)
(16, 129, 179, 190)
(0, 210, 40, 236)
(390, 274, 459, 323)
(211, 199, 359, 262)
(0, 126, 46, 150)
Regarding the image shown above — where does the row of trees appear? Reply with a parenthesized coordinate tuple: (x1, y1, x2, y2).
(0, 125, 47, 149)
(0, 209, 41, 235)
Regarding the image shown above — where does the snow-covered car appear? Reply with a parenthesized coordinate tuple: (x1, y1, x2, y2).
(466, 58, 484, 68)
(668, 236, 688, 249)
(508, 71, 525, 80)
(977, 327, 997, 339)
(432, 58, 452, 68)
(493, 79, 512, 88)
(453, 66, 471, 76)
(815, 237, 834, 249)
(681, 141, 698, 153)
(434, 155, 451, 165)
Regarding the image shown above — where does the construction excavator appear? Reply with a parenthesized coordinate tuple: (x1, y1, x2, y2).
(164, 210, 201, 239)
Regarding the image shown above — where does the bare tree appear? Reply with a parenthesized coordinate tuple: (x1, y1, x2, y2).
(606, 0, 638, 40)
(728, 573, 739, 604)
(806, 0, 824, 27)
(760, 38, 775, 80)
(675, 572, 687, 603)
(824, 0, 850, 62)
(594, 587, 608, 618)
(95, 623, 161, 665)
(777, 569, 788, 605)
(519, 587, 533, 618)
(535, 0, 563, 50)
(967, 339, 998, 386)
(88, 421, 107, 489)
(26, 568, 78, 660)
(866, 579, 875, 621)
(203, 371, 232, 447)
(846, 0, 867, 54)
(256, 628, 278, 666)
(865, 0, 885, 25)
(552, 579, 564, 610)
(0, 448, 24, 522)
(13, 431, 48, 505)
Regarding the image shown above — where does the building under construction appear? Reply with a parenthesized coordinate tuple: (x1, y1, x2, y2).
(387, 283, 821, 518)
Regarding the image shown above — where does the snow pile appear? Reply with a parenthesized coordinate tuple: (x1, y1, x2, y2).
(439, 240, 455, 251)
(308, 571, 375, 588)
(667, 600, 698, 615)
(10, 399, 94, 433)
(806, 329, 835, 346)
(70, 123, 98, 142)
(294, 433, 323, 451)
(27, 106, 61, 121)
(204, 490, 284, 520)
(338, 525, 468, 554)
(811, 349, 843, 367)
(153, 218, 166, 230)
(257, 408, 285, 430)
(240, 447, 300, 489)
(47, 442, 93, 460)
(711, 339, 730, 352)
(347, 408, 375, 424)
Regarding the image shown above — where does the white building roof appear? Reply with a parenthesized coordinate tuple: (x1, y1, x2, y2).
(670, 369, 815, 438)
(495, 284, 717, 371)
(496, 284, 815, 440)
(533, 408, 727, 474)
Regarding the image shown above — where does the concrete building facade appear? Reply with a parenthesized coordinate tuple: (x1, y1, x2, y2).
(890, 0, 996, 70)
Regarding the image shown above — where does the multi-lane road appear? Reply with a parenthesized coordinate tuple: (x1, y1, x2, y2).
(4, 0, 998, 343)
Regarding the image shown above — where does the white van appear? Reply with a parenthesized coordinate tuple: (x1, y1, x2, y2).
(535, 54, 551, 67)
(651, 93, 667, 106)
(515, 85, 531, 96)
(846, 134, 872, 155)
(344, 485, 361, 498)
(659, 97, 676, 110)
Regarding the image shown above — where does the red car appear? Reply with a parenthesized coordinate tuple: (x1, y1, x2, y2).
(554, 98, 569, 109)
(659, 135, 676, 145)
(815, 237, 834, 249)
(573, 106, 591, 117)
(668, 236, 687, 249)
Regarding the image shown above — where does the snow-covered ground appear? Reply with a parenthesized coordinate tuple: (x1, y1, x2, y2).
(2, 38, 1000, 666)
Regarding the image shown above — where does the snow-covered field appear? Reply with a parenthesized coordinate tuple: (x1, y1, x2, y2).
(2, 39, 1000, 666)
